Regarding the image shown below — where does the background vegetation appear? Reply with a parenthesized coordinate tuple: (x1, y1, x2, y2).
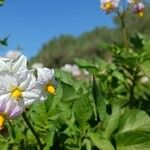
(30, 6, 150, 67)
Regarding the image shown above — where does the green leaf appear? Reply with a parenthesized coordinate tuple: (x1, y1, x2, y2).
(88, 132, 114, 150)
(75, 58, 98, 74)
(44, 128, 55, 150)
(98, 96, 108, 122)
(0, 141, 9, 150)
(74, 93, 92, 126)
(91, 77, 99, 121)
(55, 69, 75, 86)
(61, 83, 78, 102)
(56, 101, 72, 123)
(130, 33, 145, 50)
(75, 57, 108, 75)
(92, 76, 107, 121)
(116, 110, 150, 150)
(63, 95, 78, 102)
(103, 106, 121, 138)
(140, 60, 150, 78)
(26, 129, 36, 144)
(112, 71, 125, 82)
(0, 135, 9, 150)
(30, 103, 48, 131)
(0, 0, 5, 6)
(92, 77, 100, 104)
(116, 131, 150, 150)
(11, 124, 23, 142)
(75, 58, 96, 68)
(51, 83, 63, 110)
(47, 109, 62, 121)
(44, 94, 54, 112)
(0, 37, 8, 45)
(118, 110, 150, 133)
(82, 139, 92, 150)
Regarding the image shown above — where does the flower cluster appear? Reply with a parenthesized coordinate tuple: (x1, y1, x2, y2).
(100, 0, 145, 17)
(129, 0, 145, 17)
(0, 54, 57, 129)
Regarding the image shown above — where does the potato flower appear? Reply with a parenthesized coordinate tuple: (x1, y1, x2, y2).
(0, 54, 41, 107)
(132, 2, 144, 17)
(0, 70, 40, 107)
(36, 67, 57, 100)
(0, 98, 23, 129)
(0, 54, 57, 129)
(100, 0, 120, 13)
(61, 64, 80, 77)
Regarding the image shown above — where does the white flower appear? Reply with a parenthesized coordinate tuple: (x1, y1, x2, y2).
(61, 64, 81, 77)
(0, 70, 40, 107)
(100, 0, 120, 13)
(0, 98, 23, 129)
(0, 53, 58, 128)
(132, 2, 144, 17)
(36, 67, 57, 100)
(0, 54, 40, 107)
(0, 54, 27, 74)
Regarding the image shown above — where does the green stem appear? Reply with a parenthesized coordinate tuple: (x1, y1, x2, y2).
(121, 19, 128, 48)
(129, 68, 138, 108)
(22, 112, 43, 150)
(117, 12, 129, 48)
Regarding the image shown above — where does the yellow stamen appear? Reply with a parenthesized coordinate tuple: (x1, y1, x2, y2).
(104, 2, 113, 11)
(138, 11, 144, 17)
(12, 89, 22, 100)
(46, 85, 56, 95)
(0, 115, 5, 129)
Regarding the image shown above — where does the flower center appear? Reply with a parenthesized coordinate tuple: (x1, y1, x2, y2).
(45, 84, 56, 95)
(0, 115, 5, 129)
(104, 2, 113, 11)
(11, 88, 22, 100)
(138, 11, 144, 17)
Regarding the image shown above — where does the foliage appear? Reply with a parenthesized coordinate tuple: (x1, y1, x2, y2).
(1, 1, 150, 150)
(1, 35, 150, 149)
(0, 37, 8, 46)
(0, 0, 5, 6)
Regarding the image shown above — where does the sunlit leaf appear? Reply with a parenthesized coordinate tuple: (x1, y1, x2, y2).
(88, 132, 114, 150)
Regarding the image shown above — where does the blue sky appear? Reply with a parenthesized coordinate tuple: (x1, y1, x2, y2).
(0, 0, 114, 58)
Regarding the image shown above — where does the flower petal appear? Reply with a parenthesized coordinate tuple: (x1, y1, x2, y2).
(12, 55, 27, 73)
(0, 99, 7, 112)
(37, 67, 54, 84)
(0, 74, 17, 91)
(9, 104, 23, 118)
(0, 57, 10, 72)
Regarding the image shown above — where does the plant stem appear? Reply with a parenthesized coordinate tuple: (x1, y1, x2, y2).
(117, 12, 129, 48)
(22, 112, 43, 150)
(129, 69, 138, 108)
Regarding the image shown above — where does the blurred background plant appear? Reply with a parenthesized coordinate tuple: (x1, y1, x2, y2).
(30, 3, 150, 68)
